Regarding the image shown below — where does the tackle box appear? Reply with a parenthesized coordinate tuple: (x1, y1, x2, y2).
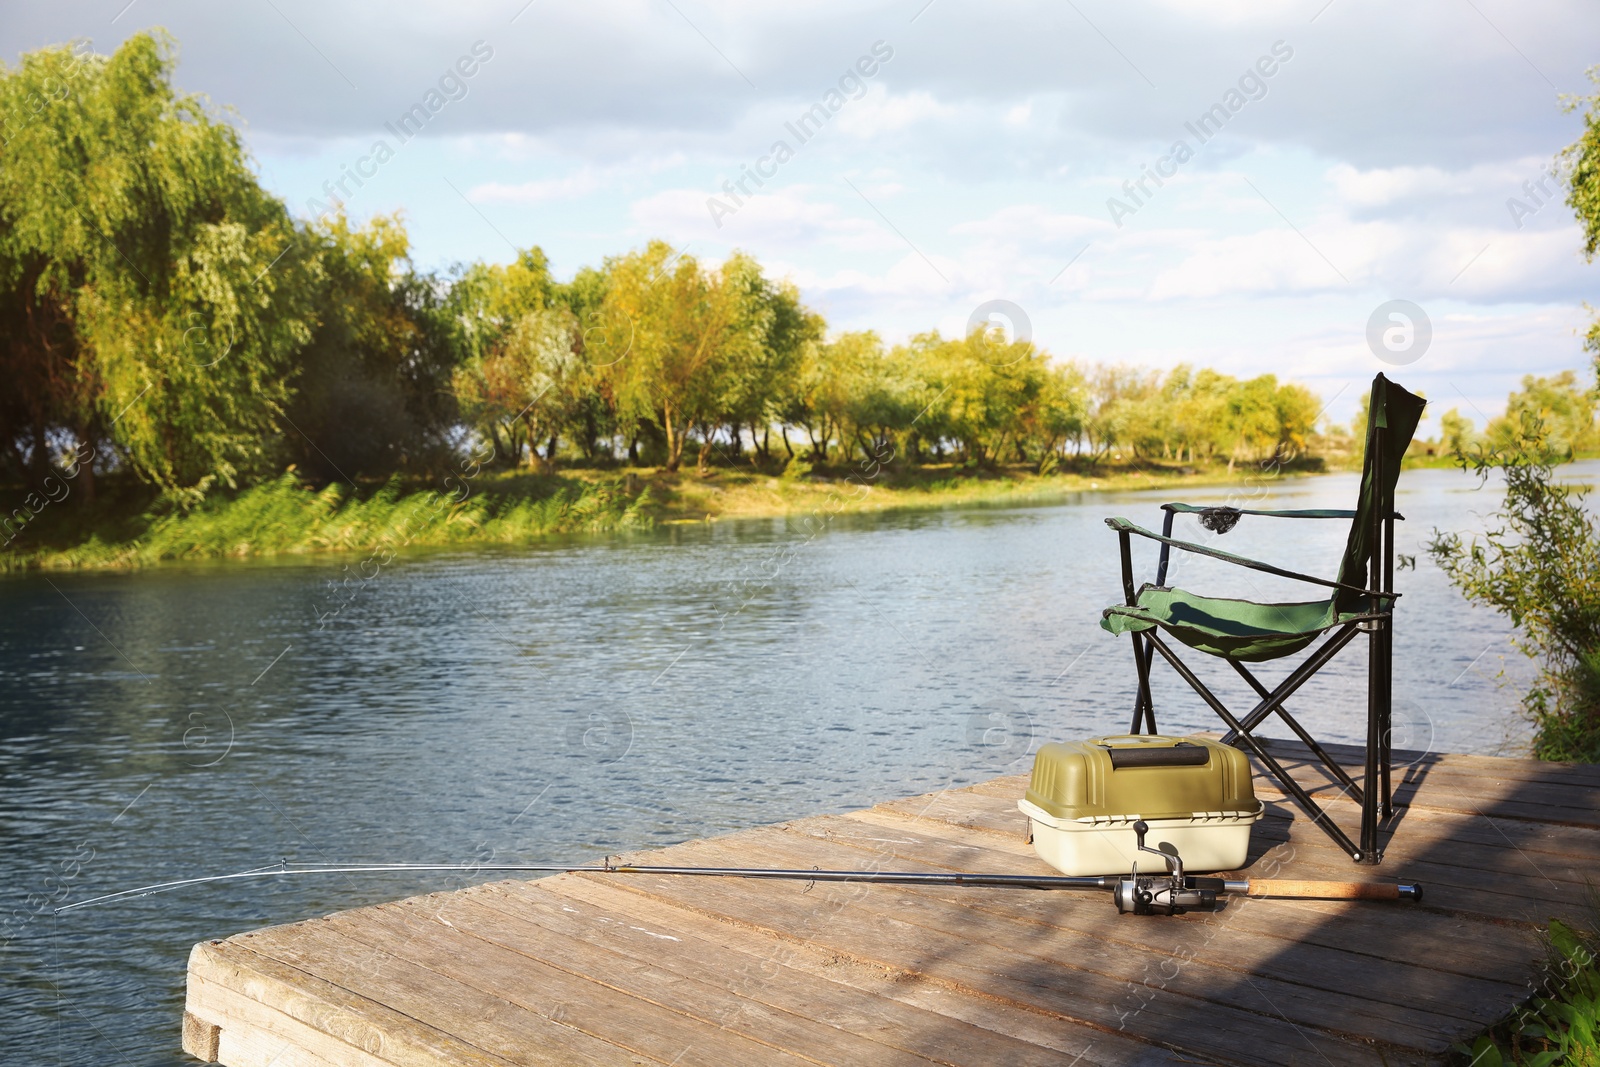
(1018, 734, 1263, 875)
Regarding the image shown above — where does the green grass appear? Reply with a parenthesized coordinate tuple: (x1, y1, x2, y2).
(0, 470, 655, 572)
(0, 450, 1355, 574)
(0, 443, 1579, 575)
(1456, 916, 1600, 1066)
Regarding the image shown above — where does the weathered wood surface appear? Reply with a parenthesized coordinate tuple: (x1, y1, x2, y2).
(181, 739, 1600, 1066)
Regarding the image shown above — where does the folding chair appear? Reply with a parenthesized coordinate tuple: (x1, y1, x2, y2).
(1099, 373, 1426, 864)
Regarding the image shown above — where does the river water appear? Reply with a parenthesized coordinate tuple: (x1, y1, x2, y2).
(2, 463, 1579, 1064)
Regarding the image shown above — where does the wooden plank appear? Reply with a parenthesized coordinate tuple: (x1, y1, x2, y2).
(1291, 802, 1600, 866)
(1371, 755, 1600, 800)
(886, 774, 1600, 891)
(1261, 738, 1600, 790)
(1249, 803, 1597, 882)
(187, 940, 523, 1067)
(679, 823, 1514, 1044)
(834, 807, 1542, 980)
(216, 1027, 339, 1067)
(1252, 760, 1600, 828)
(181, 746, 1600, 1067)
(182, 1011, 221, 1063)
(188, 975, 394, 1067)
(558, 847, 1420, 1064)
(451, 883, 1091, 1067)
(244, 907, 795, 1067)
(1239, 811, 1600, 919)
(538, 876, 1195, 1067)
(963, 775, 1029, 799)
(340, 889, 947, 1067)
(874, 791, 1587, 933)
(1236, 738, 1600, 818)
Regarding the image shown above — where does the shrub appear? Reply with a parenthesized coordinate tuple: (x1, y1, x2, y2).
(1426, 414, 1600, 762)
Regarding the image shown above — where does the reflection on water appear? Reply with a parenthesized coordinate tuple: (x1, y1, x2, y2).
(1, 463, 1572, 1063)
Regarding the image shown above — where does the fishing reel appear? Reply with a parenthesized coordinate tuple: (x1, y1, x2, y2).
(1111, 820, 1226, 915)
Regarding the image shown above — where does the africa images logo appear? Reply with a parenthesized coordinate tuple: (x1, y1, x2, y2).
(1106, 40, 1294, 227)
(706, 40, 895, 229)
(306, 41, 495, 221)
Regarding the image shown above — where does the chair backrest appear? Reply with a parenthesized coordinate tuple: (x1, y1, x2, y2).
(1333, 373, 1426, 612)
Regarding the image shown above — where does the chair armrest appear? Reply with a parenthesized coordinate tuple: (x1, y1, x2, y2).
(1161, 503, 1404, 521)
(1105, 517, 1397, 601)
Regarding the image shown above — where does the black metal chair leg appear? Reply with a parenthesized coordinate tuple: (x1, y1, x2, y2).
(1379, 624, 1394, 818)
(1128, 633, 1157, 734)
(1361, 623, 1384, 862)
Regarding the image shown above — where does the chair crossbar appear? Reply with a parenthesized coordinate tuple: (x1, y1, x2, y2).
(1227, 657, 1364, 806)
(1143, 632, 1366, 860)
(1223, 624, 1364, 739)
(1142, 622, 1377, 858)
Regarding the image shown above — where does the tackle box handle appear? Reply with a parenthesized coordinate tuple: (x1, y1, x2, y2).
(1106, 743, 1211, 769)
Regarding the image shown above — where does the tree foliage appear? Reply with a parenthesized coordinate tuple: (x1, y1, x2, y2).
(288, 212, 459, 479)
(1428, 418, 1600, 761)
(0, 31, 316, 498)
(596, 242, 790, 472)
(1562, 66, 1600, 356)
(1485, 372, 1600, 457)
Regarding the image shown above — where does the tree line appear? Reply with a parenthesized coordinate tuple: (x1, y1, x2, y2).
(7, 32, 1578, 511)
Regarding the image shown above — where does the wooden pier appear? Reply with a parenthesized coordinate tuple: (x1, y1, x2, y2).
(180, 739, 1600, 1066)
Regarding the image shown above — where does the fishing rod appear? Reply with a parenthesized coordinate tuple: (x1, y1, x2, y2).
(58, 823, 1421, 918)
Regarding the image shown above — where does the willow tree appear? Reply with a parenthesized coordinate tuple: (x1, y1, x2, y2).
(441, 246, 593, 468)
(452, 304, 586, 470)
(1022, 362, 1089, 467)
(288, 212, 461, 479)
(437, 248, 558, 370)
(710, 260, 822, 462)
(599, 242, 764, 473)
(777, 330, 870, 462)
(1486, 372, 1599, 456)
(1425, 65, 1600, 762)
(0, 31, 317, 499)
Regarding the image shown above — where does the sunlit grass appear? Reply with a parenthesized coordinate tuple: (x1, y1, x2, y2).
(1, 470, 655, 572)
(0, 448, 1426, 574)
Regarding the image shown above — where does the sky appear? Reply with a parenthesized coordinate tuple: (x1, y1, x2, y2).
(4, 0, 1599, 427)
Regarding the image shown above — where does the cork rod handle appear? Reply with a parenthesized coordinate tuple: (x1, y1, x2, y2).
(1247, 879, 1402, 900)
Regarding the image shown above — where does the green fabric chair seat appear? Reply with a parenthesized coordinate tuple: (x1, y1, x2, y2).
(1102, 586, 1375, 663)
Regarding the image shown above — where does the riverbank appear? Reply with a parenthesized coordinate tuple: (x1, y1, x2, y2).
(0, 455, 1345, 574)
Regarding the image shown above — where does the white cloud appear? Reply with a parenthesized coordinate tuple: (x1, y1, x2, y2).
(469, 172, 601, 203)
(1328, 163, 1459, 209)
(1148, 228, 1357, 299)
(630, 185, 888, 252)
(949, 205, 1110, 245)
(1147, 0, 1297, 24)
(832, 86, 958, 139)
(1325, 159, 1559, 213)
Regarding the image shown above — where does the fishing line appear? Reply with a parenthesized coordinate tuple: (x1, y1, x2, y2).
(55, 849, 1421, 917)
(55, 860, 1124, 913)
